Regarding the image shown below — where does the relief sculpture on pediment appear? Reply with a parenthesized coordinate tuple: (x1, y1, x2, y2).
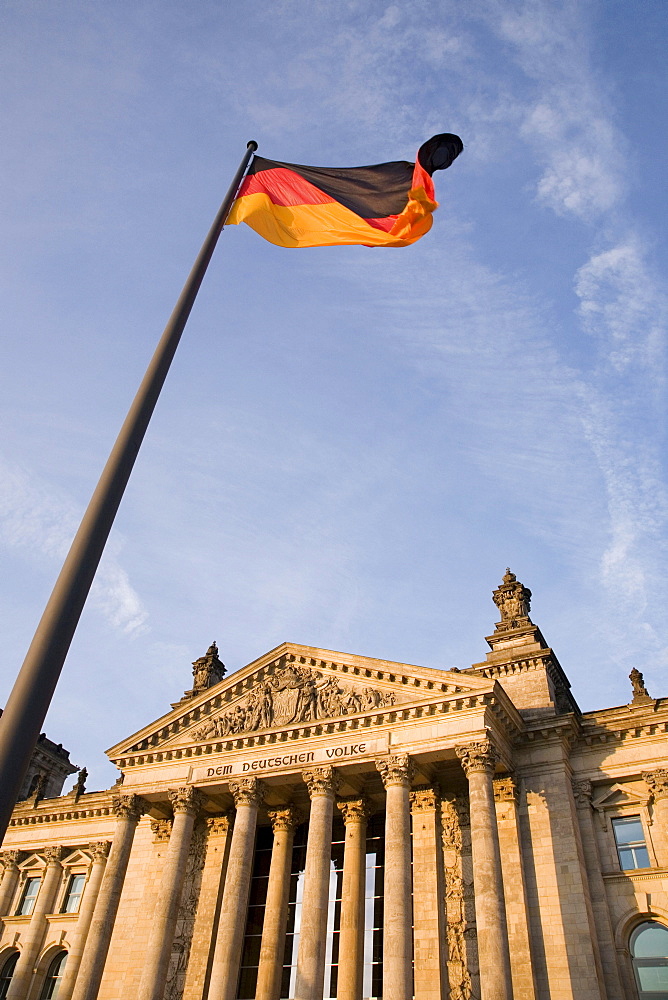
(191, 664, 396, 741)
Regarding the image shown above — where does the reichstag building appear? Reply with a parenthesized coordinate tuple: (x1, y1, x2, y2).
(0, 571, 667, 1000)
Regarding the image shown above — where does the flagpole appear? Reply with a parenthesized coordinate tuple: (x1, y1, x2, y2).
(0, 140, 258, 845)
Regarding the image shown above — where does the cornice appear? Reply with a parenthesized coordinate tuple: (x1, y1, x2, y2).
(110, 685, 523, 771)
(107, 644, 494, 760)
(9, 790, 116, 828)
(576, 706, 668, 751)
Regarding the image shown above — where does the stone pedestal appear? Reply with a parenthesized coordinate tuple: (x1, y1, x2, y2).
(208, 778, 265, 1000)
(255, 806, 301, 1000)
(456, 743, 513, 1000)
(377, 754, 414, 1000)
(295, 766, 340, 1000)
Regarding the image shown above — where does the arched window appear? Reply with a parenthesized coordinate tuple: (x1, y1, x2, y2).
(39, 951, 67, 1000)
(0, 952, 19, 1000)
(631, 921, 668, 998)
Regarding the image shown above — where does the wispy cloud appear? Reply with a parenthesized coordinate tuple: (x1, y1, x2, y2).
(0, 456, 148, 635)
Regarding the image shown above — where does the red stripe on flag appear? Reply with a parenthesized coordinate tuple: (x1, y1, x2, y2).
(237, 167, 338, 208)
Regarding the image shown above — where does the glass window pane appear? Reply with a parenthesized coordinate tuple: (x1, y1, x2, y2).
(40, 951, 67, 1000)
(633, 923, 668, 959)
(618, 848, 635, 870)
(63, 874, 86, 913)
(634, 846, 651, 869)
(636, 962, 668, 991)
(613, 816, 645, 846)
(18, 877, 42, 915)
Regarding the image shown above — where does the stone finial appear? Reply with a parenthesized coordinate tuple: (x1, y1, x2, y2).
(455, 740, 498, 776)
(630, 668, 653, 704)
(229, 777, 265, 808)
(71, 767, 87, 800)
(375, 754, 415, 789)
(192, 642, 226, 693)
(643, 769, 668, 802)
(338, 797, 372, 824)
(492, 568, 532, 631)
(268, 806, 303, 832)
(168, 786, 205, 816)
(302, 766, 341, 799)
(112, 794, 148, 821)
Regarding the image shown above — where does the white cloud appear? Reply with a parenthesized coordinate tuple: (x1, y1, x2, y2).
(0, 456, 148, 636)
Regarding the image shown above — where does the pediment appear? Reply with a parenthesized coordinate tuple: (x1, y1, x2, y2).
(18, 853, 46, 871)
(62, 850, 91, 868)
(108, 642, 494, 761)
(592, 783, 649, 810)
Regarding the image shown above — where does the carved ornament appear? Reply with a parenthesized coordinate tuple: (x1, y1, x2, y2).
(229, 777, 265, 808)
(410, 785, 440, 812)
(376, 754, 414, 789)
(268, 806, 303, 832)
(169, 786, 205, 816)
(112, 793, 148, 821)
(643, 769, 668, 801)
(0, 850, 22, 870)
(302, 766, 340, 799)
(205, 815, 230, 837)
(89, 841, 111, 861)
(191, 663, 396, 742)
(43, 846, 67, 865)
(455, 741, 497, 776)
(492, 568, 532, 632)
(151, 819, 173, 843)
(630, 668, 652, 703)
(493, 776, 518, 803)
(337, 797, 372, 824)
(571, 779, 593, 807)
(192, 642, 226, 693)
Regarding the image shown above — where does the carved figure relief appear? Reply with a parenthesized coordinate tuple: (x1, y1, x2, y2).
(164, 822, 207, 1000)
(192, 664, 396, 741)
(441, 794, 479, 1000)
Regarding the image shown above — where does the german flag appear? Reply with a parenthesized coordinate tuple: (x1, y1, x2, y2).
(225, 134, 463, 249)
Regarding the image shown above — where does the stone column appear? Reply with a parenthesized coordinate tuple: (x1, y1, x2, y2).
(455, 742, 513, 1000)
(7, 845, 66, 1000)
(71, 794, 147, 1000)
(137, 787, 204, 1000)
(492, 777, 536, 1000)
(58, 842, 111, 1000)
(376, 753, 414, 1000)
(571, 780, 624, 1000)
(208, 777, 265, 1000)
(295, 765, 340, 1000)
(0, 851, 22, 917)
(255, 806, 302, 1000)
(337, 797, 371, 1000)
(643, 769, 668, 867)
(182, 816, 232, 1000)
(410, 785, 447, 1000)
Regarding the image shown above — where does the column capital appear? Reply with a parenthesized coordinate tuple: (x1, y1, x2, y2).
(206, 814, 231, 836)
(151, 819, 173, 843)
(338, 796, 372, 824)
(268, 805, 303, 832)
(571, 778, 593, 807)
(455, 740, 497, 776)
(376, 753, 415, 788)
(112, 793, 149, 820)
(302, 765, 341, 799)
(493, 775, 519, 803)
(409, 784, 440, 812)
(88, 841, 111, 861)
(43, 845, 67, 866)
(0, 850, 22, 870)
(168, 786, 205, 816)
(643, 769, 668, 801)
(229, 776, 265, 808)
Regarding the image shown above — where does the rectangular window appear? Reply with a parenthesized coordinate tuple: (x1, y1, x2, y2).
(612, 816, 651, 870)
(62, 873, 86, 913)
(17, 876, 41, 915)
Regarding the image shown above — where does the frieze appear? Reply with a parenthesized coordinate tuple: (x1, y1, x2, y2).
(191, 664, 396, 741)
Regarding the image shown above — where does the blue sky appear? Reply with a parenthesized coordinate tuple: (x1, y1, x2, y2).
(1, 0, 666, 791)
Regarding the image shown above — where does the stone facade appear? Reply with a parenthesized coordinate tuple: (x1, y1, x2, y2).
(0, 572, 666, 1000)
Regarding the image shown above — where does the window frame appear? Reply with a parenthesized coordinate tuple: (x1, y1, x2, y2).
(60, 872, 87, 914)
(629, 920, 668, 999)
(16, 875, 42, 916)
(0, 951, 19, 1000)
(612, 815, 652, 872)
(38, 950, 68, 1000)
